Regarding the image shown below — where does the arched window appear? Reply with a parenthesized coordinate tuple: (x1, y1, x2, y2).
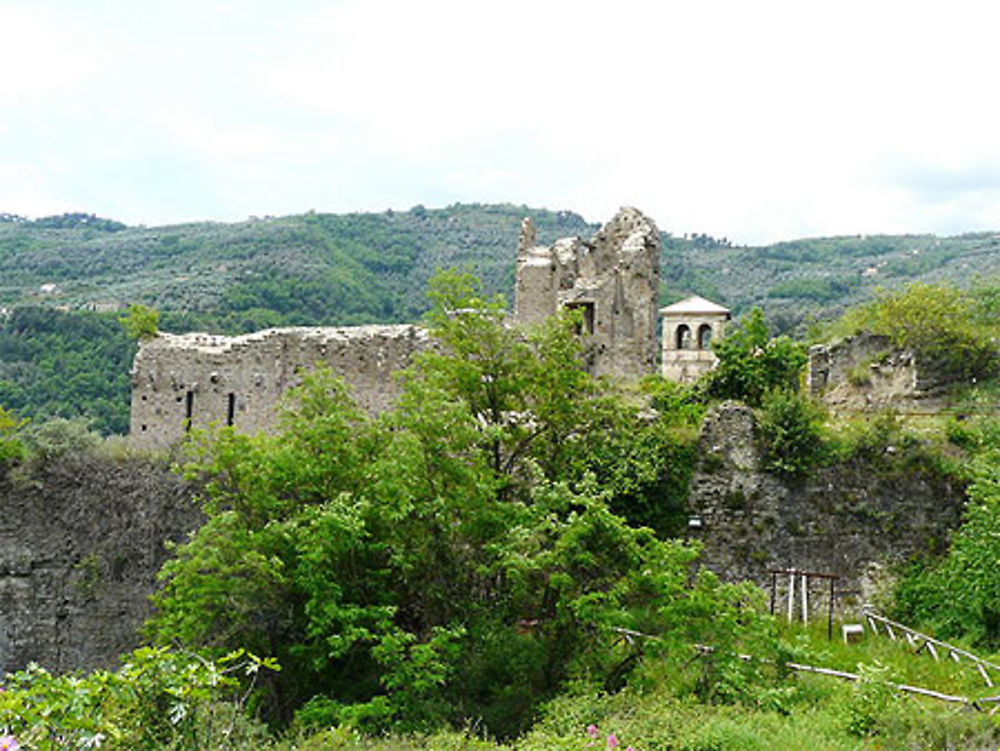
(698, 324, 713, 350)
(675, 324, 693, 350)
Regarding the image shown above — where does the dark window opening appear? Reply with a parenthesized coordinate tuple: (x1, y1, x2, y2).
(185, 390, 194, 433)
(565, 301, 595, 336)
(698, 324, 713, 350)
(227, 393, 236, 427)
(675, 324, 693, 350)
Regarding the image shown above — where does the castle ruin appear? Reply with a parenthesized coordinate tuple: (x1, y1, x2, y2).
(129, 208, 663, 449)
(130, 325, 429, 450)
(514, 207, 660, 379)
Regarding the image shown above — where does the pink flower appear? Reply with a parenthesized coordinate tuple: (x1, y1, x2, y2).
(586, 724, 600, 739)
(607, 734, 619, 749)
(0, 736, 19, 751)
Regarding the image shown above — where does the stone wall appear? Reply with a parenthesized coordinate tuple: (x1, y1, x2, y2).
(514, 207, 660, 380)
(807, 332, 954, 412)
(686, 403, 964, 600)
(130, 324, 430, 451)
(0, 454, 201, 674)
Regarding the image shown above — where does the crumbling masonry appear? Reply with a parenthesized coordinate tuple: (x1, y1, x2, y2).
(514, 207, 660, 379)
(130, 325, 429, 450)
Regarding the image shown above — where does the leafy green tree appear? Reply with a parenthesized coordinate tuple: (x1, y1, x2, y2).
(707, 308, 808, 406)
(119, 304, 160, 340)
(147, 272, 775, 737)
(841, 282, 998, 381)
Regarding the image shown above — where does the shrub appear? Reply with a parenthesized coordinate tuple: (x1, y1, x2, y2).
(841, 282, 999, 382)
(19, 416, 101, 462)
(707, 309, 807, 407)
(755, 390, 827, 476)
(0, 647, 276, 749)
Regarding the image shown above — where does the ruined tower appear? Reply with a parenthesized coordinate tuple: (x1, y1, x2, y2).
(514, 207, 661, 380)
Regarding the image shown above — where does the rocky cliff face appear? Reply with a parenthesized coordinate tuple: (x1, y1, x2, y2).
(0, 453, 201, 674)
(687, 403, 965, 601)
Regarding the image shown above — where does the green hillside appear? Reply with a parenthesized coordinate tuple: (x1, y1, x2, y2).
(2, 204, 1000, 434)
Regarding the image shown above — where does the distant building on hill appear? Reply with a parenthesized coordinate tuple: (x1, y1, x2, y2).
(660, 295, 731, 383)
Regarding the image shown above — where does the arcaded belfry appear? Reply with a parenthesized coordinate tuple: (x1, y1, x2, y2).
(660, 296, 731, 383)
(514, 207, 661, 380)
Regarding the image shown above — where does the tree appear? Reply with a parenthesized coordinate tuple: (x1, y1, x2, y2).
(707, 308, 807, 406)
(119, 304, 160, 341)
(147, 271, 775, 737)
(842, 282, 998, 381)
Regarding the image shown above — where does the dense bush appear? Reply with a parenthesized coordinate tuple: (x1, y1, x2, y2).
(839, 281, 999, 382)
(894, 417, 1000, 648)
(755, 389, 827, 476)
(707, 308, 808, 406)
(0, 647, 275, 749)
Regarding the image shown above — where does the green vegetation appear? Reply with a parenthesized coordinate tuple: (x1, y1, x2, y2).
(145, 272, 752, 737)
(833, 281, 1000, 382)
(0, 647, 276, 748)
(119, 303, 159, 340)
(706, 308, 808, 406)
(0, 307, 135, 435)
(895, 415, 1000, 648)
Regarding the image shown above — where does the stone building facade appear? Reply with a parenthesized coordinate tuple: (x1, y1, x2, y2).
(130, 325, 429, 451)
(660, 295, 731, 383)
(514, 207, 660, 380)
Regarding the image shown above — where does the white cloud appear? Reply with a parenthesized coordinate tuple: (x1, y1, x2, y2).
(0, 5, 106, 105)
(5, 0, 1000, 241)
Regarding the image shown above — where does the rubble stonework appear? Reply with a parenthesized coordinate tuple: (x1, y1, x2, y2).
(130, 325, 429, 451)
(686, 403, 963, 597)
(514, 207, 661, 379)
(807, 332, 954, 412)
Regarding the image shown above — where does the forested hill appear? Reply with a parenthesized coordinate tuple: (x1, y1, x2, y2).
(2, 203, 1000, 434)
(4, 206, 1000, 333)
(0, 206, 594, 333)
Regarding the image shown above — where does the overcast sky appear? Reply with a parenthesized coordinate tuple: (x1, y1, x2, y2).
(3, 1, 1000, 244)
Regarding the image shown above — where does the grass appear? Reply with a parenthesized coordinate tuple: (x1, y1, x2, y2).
(270, 620, 1000, 750)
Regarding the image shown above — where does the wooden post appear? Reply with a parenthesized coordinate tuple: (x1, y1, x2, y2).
(787, 572, 796, 623)
(828, 577, 835, 641)
(769, 572, 777, 615)
(801, 573, 809, 624)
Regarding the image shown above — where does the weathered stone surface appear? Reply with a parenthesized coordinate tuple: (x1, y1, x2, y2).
(514, 207, 660, 380)
(130, 324, 430, 451)
(0, 455, 201, 674)
(687, 403, 964, 599)
(808, 332, 956, 412)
